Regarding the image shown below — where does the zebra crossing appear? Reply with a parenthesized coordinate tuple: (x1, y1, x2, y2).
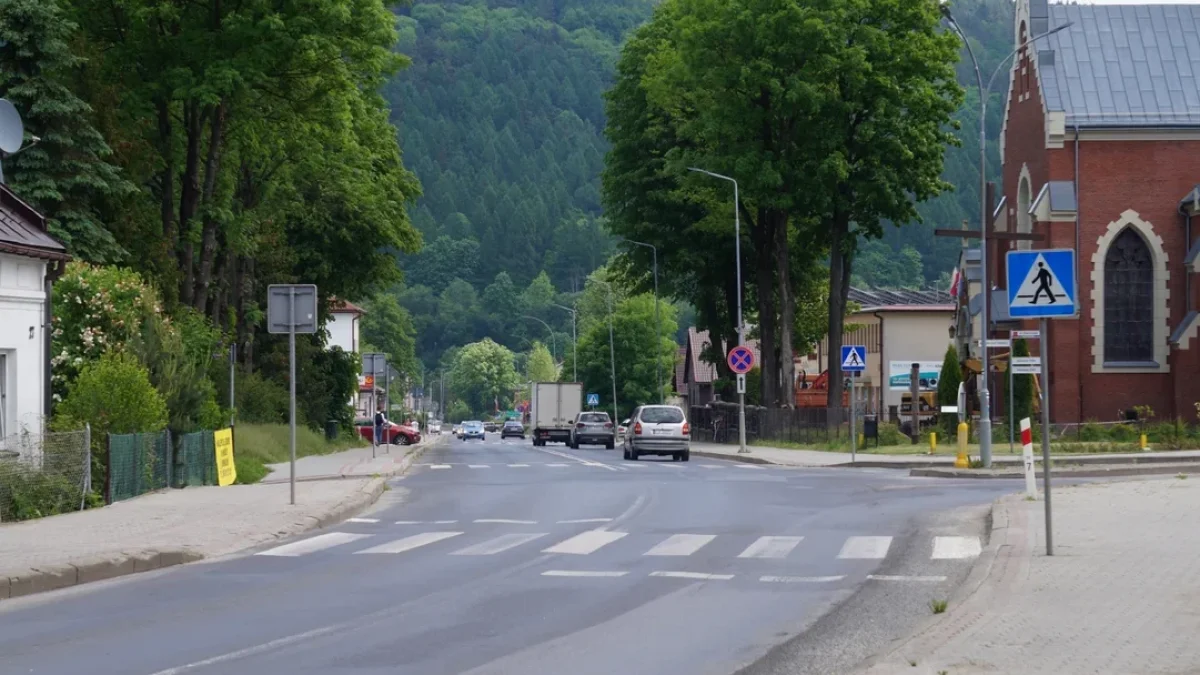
(253, 525, 982, 582)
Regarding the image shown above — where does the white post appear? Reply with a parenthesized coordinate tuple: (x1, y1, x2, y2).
(1020, 417, 1036, 498)
(288, 288, 296, 506)
(1040, 318, 1053, 556)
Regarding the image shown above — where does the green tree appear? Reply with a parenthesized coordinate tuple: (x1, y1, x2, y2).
(0, 0, 130, 261)
(937, 343, 962, 438)
(525, 342, 558, 383)
(361, 292, 419, 379)
(449, 338, 520, 416)
(575, 293, 678, 418)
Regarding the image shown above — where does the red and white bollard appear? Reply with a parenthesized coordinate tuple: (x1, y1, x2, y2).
(1020, 417, 1036, 498)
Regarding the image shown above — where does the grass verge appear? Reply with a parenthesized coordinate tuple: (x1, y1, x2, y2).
(233, 423, 366, 484)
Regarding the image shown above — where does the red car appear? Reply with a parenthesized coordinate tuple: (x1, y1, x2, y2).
(355, 419, 421, 445)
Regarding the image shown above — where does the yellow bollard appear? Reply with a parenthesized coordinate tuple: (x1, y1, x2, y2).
(1140, 434, 1148, 451)
(929, 432, 937, 455)
(955, 422, 970, 468)
(858, 432, 865, 447)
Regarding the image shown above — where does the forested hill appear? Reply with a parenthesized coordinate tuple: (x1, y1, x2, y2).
(384, 0, 655, 292)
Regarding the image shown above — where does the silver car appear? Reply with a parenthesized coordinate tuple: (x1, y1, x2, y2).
(569, 411, 615, 449)
(623, 405, 690, 461)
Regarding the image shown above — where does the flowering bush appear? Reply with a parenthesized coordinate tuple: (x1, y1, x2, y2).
(51, 263, 159, 401)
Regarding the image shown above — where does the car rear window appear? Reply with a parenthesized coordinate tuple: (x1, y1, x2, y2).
(640, 407, 685, 424)
(579, 413, 610, 423)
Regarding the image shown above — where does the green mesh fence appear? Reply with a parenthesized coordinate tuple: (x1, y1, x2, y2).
(107, 431, 172, 503)
(175, 431, 216, 488)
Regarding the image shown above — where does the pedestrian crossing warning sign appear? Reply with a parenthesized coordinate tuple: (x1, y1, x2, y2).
(841, 345, 866, 372)
(1006, 249, 1077, 318)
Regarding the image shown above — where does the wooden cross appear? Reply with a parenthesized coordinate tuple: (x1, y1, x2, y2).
(934, 220, 1045, 242)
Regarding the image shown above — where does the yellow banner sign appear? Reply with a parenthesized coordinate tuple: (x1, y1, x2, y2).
(214, 428, 237, 486)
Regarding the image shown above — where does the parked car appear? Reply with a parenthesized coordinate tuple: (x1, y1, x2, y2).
(623, 405, 689, 461)
(355, 418, 421, 446)
(569, 411, 615, 449)
(500, 420, 525, 439)
(452, 424, 463, 437)
(462, 420, 486, 440)
(428, 420, 442, 435)
(617, 418, 630, 439)
(484, 421, 499, 433)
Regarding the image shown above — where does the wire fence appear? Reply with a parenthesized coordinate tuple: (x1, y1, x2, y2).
(175, 431, 217, 488)
(0, 428, 91, 522)
(691, 403, 871, 446)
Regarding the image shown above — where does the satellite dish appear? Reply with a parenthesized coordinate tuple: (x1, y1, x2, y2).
(0, 99, 25, 154)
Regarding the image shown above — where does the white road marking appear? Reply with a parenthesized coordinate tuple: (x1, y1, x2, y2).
(582, 462, 609, 467)
(346, 518, 379, 524)
(474, 519, 537, 524)
(738, 536, 804, 559)
(546, 463, 568, 467)
(931, 536, 982, 559)
(541, 570, 627, 578)
(650, 571, 733, 580)
(508, 464, 530, 468)
(355, 531, 463, 554)
(838, 536, 894, 559)
(434, 520, 458, 524)
(451, 533, 547, 556)
(644, 534, 716, 557)
(146, 624, 342, 675)
(255, 532, 370, 557)
(543, 530, 628, 555)
(623, 463, 646, 468)
(531, 445, 620, 471)
(393, 520, 422, 525)
(557, 518, 613, 524)
(700, 464, 724, 469)
(468, 464, 489, 468)
(760, 575, 845, 583)
(867, 574, 948, 582)
(735, 464, 764, 470)
(430, 464, 451, 470)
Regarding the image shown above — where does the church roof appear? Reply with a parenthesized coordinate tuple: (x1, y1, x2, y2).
(1037, 2, 1200, 128)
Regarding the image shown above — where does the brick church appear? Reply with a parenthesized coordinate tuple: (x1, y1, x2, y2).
(987, 0, 1200, 424)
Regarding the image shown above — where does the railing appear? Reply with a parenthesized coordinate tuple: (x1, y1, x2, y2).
(691, 403, 876, 446)
(0, 428, 91, 522)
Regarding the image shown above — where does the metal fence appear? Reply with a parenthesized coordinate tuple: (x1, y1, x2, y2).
(0, 428, 91, 522)
(107, 431, 173, 503)
(691, 403, 867, 446)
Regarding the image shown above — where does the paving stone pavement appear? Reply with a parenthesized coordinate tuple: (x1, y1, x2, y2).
(856, 477, 1200, 675)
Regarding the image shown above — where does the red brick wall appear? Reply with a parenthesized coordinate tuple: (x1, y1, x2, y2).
(1002, 47, 1200, 424)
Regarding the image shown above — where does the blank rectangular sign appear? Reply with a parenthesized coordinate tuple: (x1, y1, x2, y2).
(267, 284, 318, 334)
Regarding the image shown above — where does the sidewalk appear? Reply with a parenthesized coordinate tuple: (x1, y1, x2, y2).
(262, 436, 435, 483)
(0, 438, 437, 600)
(855, 477, 1200, 674)
(690, 441, 1200, 469)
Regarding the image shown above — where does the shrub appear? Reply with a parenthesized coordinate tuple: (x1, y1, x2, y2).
(235, 370, 290, 424)
(1077, 421, 1108, 442)
(936, 344, 961, 439)
(56, 352, 168, 493)
(130, 307, 225, 434)
(1109, 423, 1137, 442)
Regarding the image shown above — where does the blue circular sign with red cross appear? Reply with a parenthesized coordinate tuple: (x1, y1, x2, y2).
(727, 345, 755, 374)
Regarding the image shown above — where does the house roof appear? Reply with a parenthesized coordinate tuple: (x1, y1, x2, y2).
(0, 185, 69, 262)
(330, 298, 366, 315)
(1038, 2, 1200, 128)
(848, 287, 954, 312)
(1031, 180, 1078, 214)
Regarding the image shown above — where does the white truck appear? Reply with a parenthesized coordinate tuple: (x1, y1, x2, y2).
(530, 382, 582, 446)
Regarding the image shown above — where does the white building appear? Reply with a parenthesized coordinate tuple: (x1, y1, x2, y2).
(0, 185, 69, 446)
(327, 299, 364, 353)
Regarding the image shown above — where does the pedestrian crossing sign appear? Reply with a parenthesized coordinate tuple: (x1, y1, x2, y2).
(587, 393, 600, 406)
(1006, 249, 1077, 318)
(841, 345, 866, 372)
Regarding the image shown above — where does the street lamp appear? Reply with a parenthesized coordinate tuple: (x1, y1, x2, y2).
(939, 5, 1071, 468)
(688, 167, 748, 454)
(553, 303, 578, 382)
(521, 315, 557, 362)
(620, 238, 663, 404)
(589, 278, 620, 426)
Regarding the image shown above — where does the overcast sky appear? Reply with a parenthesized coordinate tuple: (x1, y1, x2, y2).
(1061, 0, 1197, 4)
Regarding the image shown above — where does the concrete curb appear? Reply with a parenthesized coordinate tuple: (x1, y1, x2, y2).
(851, 495, 1033, 674)
(910, 462, 1200, 479)
(0, 440, 436, 602)
(690, 449, 779, 466)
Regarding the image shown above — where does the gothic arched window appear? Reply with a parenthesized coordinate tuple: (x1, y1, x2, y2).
(1104, 228, 1155, 362)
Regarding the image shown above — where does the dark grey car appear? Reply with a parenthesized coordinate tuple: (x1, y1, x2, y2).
(569, 412, 615, 449)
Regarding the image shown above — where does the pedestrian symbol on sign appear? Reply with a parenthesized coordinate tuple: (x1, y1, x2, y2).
(1006, 249, 1077, 318)
(587, 393, 600, 407)
(1013, 253, 1072, 308)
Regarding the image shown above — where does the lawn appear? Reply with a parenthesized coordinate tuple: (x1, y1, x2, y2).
(232, 423, 366, 484)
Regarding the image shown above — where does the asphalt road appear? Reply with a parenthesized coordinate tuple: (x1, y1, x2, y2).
(0, 435, 1018, 675)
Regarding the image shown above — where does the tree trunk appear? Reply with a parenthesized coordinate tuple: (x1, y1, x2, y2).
(826, 210, 852, 425)
(193, 102, 228, 315)
(178, 101, 204, 308)
(752, 207, 778, 406)
(156, 98, 178, 306)
(773, 211, 795, 408)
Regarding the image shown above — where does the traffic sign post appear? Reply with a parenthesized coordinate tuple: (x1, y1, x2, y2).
(362, 353, 387, 460)
(727, 345, 755, 454)
(1006, 249, 1076, 557)
(268, 284, 317, 506)
(841, 346, 866, 462)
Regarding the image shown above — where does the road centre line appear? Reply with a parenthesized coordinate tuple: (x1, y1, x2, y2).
(530, 445, 620, 471)
(867, 575, 947, 582)
(542, 570, 627, 578)
(759, 575, 845, 583)
(474, 519, 537, 524)
(650, 571, 733, 580)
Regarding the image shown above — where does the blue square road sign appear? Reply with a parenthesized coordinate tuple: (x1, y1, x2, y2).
(1006, 249, 1077, 318)
(841, 345, 867, 372)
